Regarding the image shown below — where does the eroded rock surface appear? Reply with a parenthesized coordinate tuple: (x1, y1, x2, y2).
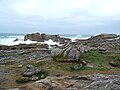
(13, 74, 120, 90)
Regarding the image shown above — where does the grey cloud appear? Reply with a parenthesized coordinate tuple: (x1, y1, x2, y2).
(0, 0, 120, 34)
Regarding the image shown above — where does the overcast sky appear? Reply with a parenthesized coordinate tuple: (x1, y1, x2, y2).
(0, 0, 120, 34)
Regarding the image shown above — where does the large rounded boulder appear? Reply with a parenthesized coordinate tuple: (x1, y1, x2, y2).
(51, 45, 90, 62)
(51, 48, 64, 61)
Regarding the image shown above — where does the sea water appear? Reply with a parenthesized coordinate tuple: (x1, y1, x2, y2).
(0, 33, 92, 46)
(0, 33, 37, 46)
(60, 34, 92, 42)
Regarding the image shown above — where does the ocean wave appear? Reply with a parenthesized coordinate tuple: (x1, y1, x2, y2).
(8, 35, 24, 39)
(0, 37, 61, 48)
(77, 35, 82, 37)
(61, 34, 91, 42)
(71, 37, 90, 42)
(38, 39, 62, 48)
(0, 33, 92, 46)
(0, 34, 61, 47)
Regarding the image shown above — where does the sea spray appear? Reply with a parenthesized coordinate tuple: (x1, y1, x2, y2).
(0, 33, 92, 46)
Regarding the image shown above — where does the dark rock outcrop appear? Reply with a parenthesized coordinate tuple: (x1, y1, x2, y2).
(24, 33, 44, 42)
(24, 33, 71, 44)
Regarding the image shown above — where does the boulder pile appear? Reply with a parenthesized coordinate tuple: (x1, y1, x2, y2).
(24, 33, 71, 44)
(16, 65, 48, 83)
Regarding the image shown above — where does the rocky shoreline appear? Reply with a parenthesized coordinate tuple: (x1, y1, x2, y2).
(0, 33, 120, 90)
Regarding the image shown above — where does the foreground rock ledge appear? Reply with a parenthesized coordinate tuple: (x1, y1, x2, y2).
(10, 74, 120, 90)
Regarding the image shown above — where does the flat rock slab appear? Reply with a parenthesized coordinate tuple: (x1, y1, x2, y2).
(12, 74, 120, 90)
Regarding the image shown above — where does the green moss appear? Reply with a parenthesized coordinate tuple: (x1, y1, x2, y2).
(69, 64, 110, 72)
(69, 65, 91, 71)
(109, 55, 120, 60)
(35, 70, 48, 79)
(32, 62, 45, 67)
(83, 50, 108, 65)
(96, 67, 110, 71)
(16, 77, 29, 83)
(54, 52, 65, 62)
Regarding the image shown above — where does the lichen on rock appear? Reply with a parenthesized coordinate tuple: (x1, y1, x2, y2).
(51, 45, 90, 62)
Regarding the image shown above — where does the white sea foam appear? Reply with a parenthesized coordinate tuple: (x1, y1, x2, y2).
(61, 34, 91, 42)
(107, 37, 120, 41)
(38, 39, 62, 48)
(71, 36, 90, 42)
(0, 34, 92, 47)
(0, 38, 37, 46)
(77, 35, 82, 37)
(0, 34, 34, 45)
(0, 37, 61, 48)
(7, 35, 24, 39)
